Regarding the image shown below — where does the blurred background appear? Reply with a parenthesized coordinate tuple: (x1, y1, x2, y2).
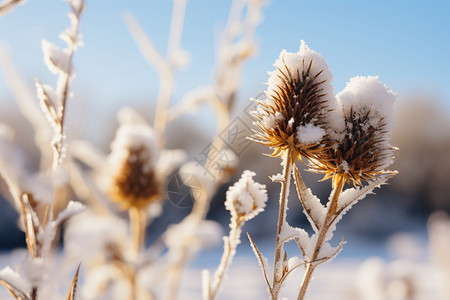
(0, 0, 449, 298)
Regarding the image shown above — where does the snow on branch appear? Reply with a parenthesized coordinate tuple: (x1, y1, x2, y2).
(36, 0, 85, 169)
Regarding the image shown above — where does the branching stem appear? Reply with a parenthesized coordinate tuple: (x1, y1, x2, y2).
(272, 149, 293, 299)
(297, 177, 345, 300)
(208, 217, 243, 300)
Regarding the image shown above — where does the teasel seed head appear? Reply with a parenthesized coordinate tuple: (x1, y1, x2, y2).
(251, 41, 341, 163)
(311, 76, 397, 187)
(107, 124, 162, 210)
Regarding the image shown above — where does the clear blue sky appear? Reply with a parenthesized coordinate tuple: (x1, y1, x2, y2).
(1, 0, 449, 135)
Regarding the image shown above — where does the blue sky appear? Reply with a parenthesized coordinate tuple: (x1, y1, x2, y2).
(1, 0, 449, 137)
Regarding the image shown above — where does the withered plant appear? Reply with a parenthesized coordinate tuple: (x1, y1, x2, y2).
(250, 41, 397, 300)
(0, 0, 86, 299)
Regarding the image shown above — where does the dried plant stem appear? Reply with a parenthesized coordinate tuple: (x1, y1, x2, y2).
(31, 286, 37, 300)
(154, 71, 174, 135)
(129, 271, 137, 300)
(166, 261, 184, 300)
(208, 217, 243, 300)
(272, 149, 293, 299)
(129, 206, 146, 256)
(297, 177, 345, 300)
(53, 13, 79, 169)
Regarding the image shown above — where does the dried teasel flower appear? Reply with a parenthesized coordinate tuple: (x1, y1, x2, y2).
(311, 76, 397, 187)
(252, 41, 341, 163)
(225, 170, 267, 222)
(105, 123, 162, 210)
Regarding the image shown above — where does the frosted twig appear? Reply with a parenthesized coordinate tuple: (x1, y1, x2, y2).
(0, 50, 52, 166)
(0, 0, 26, 17)
(271, 149, 293, 299)
(204, 170, 267, 300)
(205, 218, 243, 300)
(123, 0, 187, 136)
(36, 0, 85, 169)
(122, 12, 168, 77)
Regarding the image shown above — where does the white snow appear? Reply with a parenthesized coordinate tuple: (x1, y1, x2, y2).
(336, 76, 397, 170)
(270, 173, 284, 182)
(117, 107, 148, 126)
(35, 81, 59, 128)
(339, 160, 349, 173)
(42, 39, 70, 75)
(55, 200, 85, 225)
(64, 210, 129, 263)
(337, 76, 396, 132)
(225, 170, 267, 221)
(296, 123, 326, 145)
(264, 40, 344, 132)
(108, 123, 160, 177)
(261, 111, 283, 129)
(0, 266, 31, 295)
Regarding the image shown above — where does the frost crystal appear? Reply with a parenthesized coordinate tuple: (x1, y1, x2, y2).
(225, 170, 267, 221)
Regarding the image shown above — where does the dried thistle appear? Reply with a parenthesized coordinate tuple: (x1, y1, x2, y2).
(103, 122, 165, 257)
(107, 124, 162, 211)
(252, 40, 337, 163)
(249, 44, 398, 300)
(310, 76, 397, 187)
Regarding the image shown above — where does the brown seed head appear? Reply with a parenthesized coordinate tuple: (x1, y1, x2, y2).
(109, 145, 161, 210)
(251, 42, 336, 162)
(311, 106, 395, 187)
(309, 76, 397, 187)
(106, 124, 162, 210)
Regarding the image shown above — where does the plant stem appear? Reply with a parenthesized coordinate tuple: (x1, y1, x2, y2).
(208, 218, 243, 300)
(272, 149, 293, 299)
(129, 206, 146, 257)
(297, 177, 345, 300)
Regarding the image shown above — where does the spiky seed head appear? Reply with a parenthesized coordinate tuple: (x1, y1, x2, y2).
(106, 124, 162, 210)
(251, 41, 338, 162)
(310, 76, 397, 187)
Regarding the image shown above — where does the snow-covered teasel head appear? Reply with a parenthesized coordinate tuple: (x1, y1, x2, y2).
(252, 40, 341, 161)
(104, 123, 162, 210)
(312, 76, 397, 187)
(225, 170, 267, 222)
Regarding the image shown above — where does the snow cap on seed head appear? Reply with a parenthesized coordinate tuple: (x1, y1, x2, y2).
(252, 40, 342, 163)
(310, 76, 397, 187)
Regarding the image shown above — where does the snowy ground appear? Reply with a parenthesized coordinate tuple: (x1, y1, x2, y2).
(0, 233, 447, 300)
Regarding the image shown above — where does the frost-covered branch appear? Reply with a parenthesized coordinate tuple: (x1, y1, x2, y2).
(0, 0, 26, 17)
(123, 0, 188, 136)
(36, 0, 85, 169)
(203, 171, 267, 300)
